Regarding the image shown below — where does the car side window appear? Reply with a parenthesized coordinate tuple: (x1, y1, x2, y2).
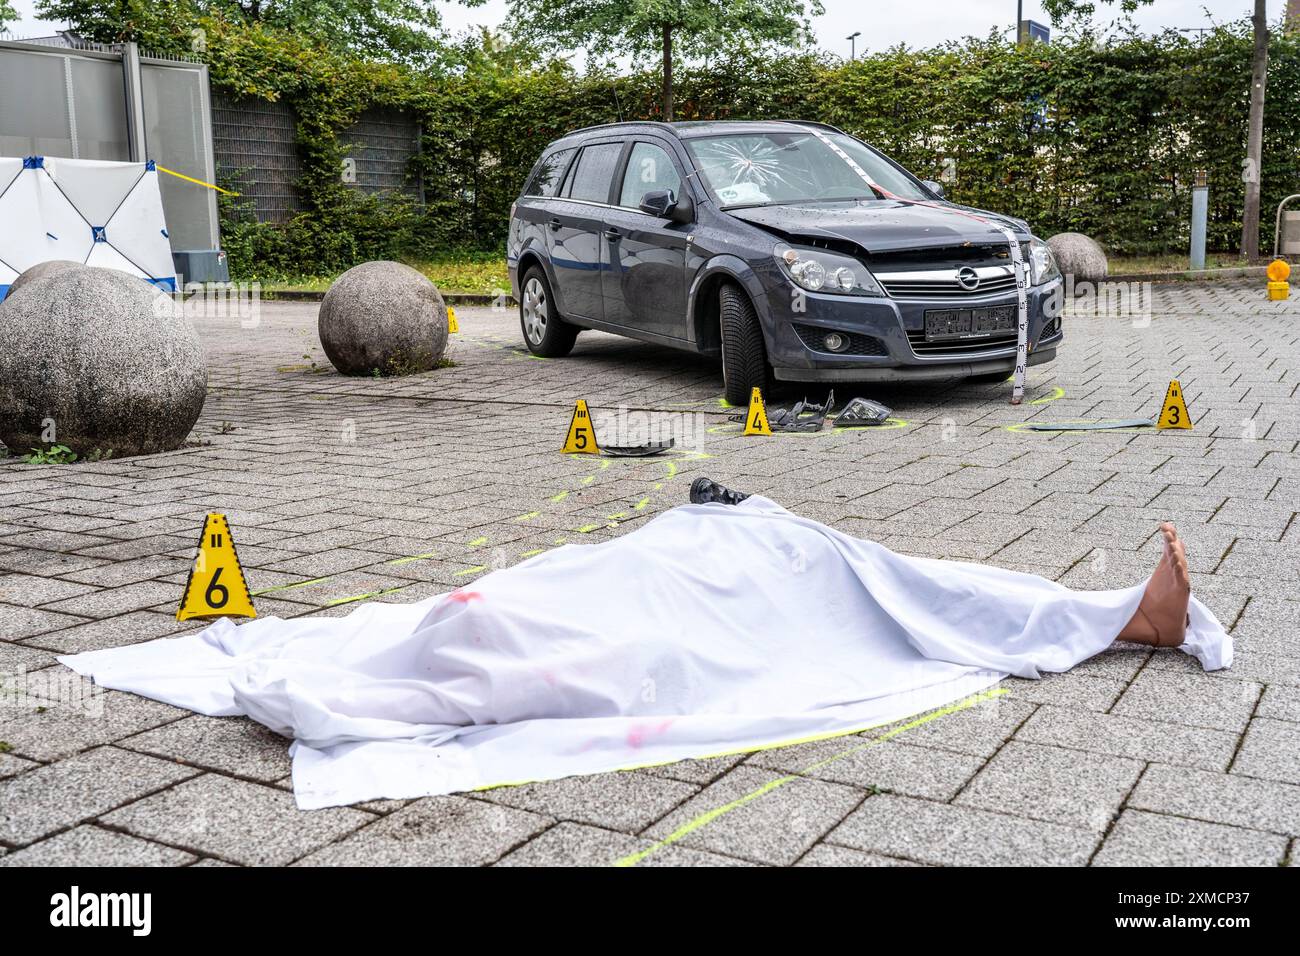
(618, 142, 683, 209)
(562, 142, 624, 203)
(524, 146, 575, 197)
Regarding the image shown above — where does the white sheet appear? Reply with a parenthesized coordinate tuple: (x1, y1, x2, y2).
(60, 496, 1231, 809)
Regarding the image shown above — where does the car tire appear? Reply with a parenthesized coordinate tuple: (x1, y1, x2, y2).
(719, 283, 772, 407)
(519, 265, 579, 358)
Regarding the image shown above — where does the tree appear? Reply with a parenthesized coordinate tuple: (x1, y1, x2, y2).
(506, 0, 822, 120)
(0, 0, 18, 31)
(1043, 0, 1270, 260)
(34, 0, 485, 61)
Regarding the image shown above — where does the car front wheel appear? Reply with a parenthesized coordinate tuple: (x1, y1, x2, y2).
(519, 266, 579, 358)
(719, 283, 772, 407)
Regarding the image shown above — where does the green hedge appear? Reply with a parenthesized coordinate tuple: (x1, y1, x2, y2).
(186, 18, 1300, 275)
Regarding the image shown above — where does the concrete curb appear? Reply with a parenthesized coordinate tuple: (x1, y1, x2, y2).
(263, 290, 516, 307)
(1109, 265, 1268, 283)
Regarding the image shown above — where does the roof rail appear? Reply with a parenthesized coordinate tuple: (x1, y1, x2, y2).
(565, 120, 679, 137)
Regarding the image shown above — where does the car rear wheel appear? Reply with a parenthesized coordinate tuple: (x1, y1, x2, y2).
(719, 283, 772, 407)
(520, 266, 579, 357)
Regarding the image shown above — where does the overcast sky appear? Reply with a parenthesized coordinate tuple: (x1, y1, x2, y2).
(2, 0, 1260, 58)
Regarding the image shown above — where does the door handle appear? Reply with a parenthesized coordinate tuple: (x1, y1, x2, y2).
(548, 218, 562, 231)
(603, 228, 622, 241)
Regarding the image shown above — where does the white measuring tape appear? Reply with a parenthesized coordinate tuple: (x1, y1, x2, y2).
(801, 127, 1030, 404)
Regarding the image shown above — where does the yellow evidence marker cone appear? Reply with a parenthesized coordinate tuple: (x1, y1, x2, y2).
(177, 513, 257, 621)
(1266, 259, 1290, 301)
(743, 387, 773, 436)
(447, 305, 460, 333)
(562, 399, 601, 454)
(1156, 379, 1193, 430)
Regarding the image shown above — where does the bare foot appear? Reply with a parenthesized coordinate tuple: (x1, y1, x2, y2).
(1118, 523, 1191, 648)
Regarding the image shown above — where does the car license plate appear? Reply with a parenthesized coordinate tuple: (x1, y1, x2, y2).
(924, 306, 1017, 342)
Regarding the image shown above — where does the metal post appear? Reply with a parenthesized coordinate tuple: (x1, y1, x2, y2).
(121, 42, 147, 162)
(847, 31, 860, 61)
(1190, 169, 1208, 271)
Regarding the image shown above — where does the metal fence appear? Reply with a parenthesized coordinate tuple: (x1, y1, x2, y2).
(0, 37, 220, 252)
(211, 96, 423, 223)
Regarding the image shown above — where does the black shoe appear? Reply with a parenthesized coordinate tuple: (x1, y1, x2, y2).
(690, 477, 752, 506)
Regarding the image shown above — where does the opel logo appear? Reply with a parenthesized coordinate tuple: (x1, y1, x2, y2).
(957, 267, 981, 291)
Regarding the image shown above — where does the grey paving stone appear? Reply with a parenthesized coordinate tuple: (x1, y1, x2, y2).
(121, 715, 292, 782)
(1092, 809, 1288, 867)
(748, 737, 984, 801)
(0, 752, 39, 778)
(0, 824, 197, 867)
(1015, 704, 1238, 771)
(295, 796, 551, 866)
(956, 741, 1144, 832)
(39, 581, 180, 619)
(796, 843, 926, 866)
(0, 683, 185, 761)
(639, 754, 746, 786)
(828, 793, 1097, 866)
(101, 774, 373, 866)
(479, 770, 697, 832)
(1257, 685, 1300, 723)
(494, 820, 756, 867)
(0, 573, 97, 606)
(1003, 673, 1126, 712)
(643, 765, 864, 866)
(888, 695, 1036, 758)
(0, 605, 90, 641)
(18, 610, 188, 654)
(1111, 669, 1261, 733)
(1129, 763, 1300, 836)
(0, 746, 199, 845)
(1230, 717, 1300, 785)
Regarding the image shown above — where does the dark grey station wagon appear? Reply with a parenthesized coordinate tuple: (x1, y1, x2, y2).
(507, 120, 1063, 405)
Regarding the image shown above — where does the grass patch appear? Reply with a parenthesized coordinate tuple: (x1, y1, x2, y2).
(1108, 253, 1260, 275)
(257, 250, 509, 296)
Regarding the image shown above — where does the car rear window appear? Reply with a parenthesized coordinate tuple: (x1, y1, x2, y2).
(524, 146, 575, 198)
(562, 142, 624, 203)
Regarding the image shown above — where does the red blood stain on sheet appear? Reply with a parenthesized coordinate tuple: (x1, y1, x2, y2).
(446, 590, 482, 604)
(627, 718, 674, 749)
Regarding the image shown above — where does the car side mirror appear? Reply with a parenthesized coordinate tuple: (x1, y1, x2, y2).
(639, 188, 693, 224)
(922, 180, 946, 199)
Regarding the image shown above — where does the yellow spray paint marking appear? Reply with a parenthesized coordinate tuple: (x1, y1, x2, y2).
(743, 387, 772, 436)
(1156, 379, 1193, 430)
(156, 163, 239, 196)
(467, 536, 489, 548)
(607, 512, 627, 520)
(563, 399, 601, 454)
(612, 687, 1008, 867)
(577, 523, 602, 533)
(1028, 386, 1066, 405)
(385, 552, 437, 566)
(515, 511, 541, 522)
(177, 513, 256, 622)
(550, 490, 569, 503)
(454, 565, 488, 577)
(634, 497, 651, 511)
(325, 586, 406, 608)
(520, 548, 546, 558)
(252, 576, 332, 597)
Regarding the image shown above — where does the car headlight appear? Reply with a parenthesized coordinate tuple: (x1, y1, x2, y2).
(774, 243, 883, 296)
(1028, 237, 1060, 286)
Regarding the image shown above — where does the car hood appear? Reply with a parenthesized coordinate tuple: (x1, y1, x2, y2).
(724, 200, 1031, 254)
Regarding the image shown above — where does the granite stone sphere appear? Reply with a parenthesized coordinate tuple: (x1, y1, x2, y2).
(7, 259, 83, 298)
(0, 267, 207, 458)
(318, 261, 449, 376)
(1047, 232, 1109, 284)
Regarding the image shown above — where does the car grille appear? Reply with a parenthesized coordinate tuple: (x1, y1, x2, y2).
(793, 324, 888, 356)
(877, 266, 1018, 300)
(906, 330, 1019, 356)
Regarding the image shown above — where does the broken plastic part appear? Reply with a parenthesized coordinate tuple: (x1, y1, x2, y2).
(689, 477, 752, 506)
(835, 397, 893, 427)
(1022, 420, 1154, 432)
(730, 391, 835, 433)
(600, 439, 676, 457)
